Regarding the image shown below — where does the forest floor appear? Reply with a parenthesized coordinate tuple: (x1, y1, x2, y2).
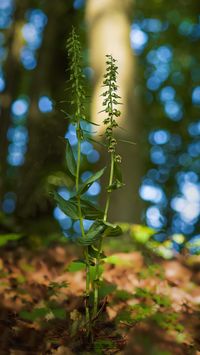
(0, 235, 200, 355)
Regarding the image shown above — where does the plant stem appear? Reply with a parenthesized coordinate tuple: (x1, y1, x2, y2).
(76, 120, 90, 334)
(93, 57, 116, 319)
(103, 153, 114, 222)
(93, 152, 114, 318)
(67, 28, 91, 336)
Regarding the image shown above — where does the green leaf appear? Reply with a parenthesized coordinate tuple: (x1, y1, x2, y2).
(107, 161, 124, 191)
(99, 281, 116, 298)
(66, 139, 76, 176)
(47, 281, 69, 297)
(73, 220, 122, 246)
(67, 260, 86, 272)
(94, 339, 114, 353)
(60, 110, 74, 120)
(82, 118, 100, 126)
(115, 290, 133, 301)
(103, 221, 122, 237)
(105, 254, 131, 266)
(134, 287, 151, 299)
(119, 139, 136, 145)
(0, 233, 24, 247)
(54, 192, 79, 219)
(76, 220, 106, 246)
(90, 264, 104, 283)
(20, 308, 49, 321)
(88, 245, 105, 259)
(77, 167, 106, 195)
(131, 224, 155, 243)
(116, 309, 133, 324)
(80, 198, 104, 220)
(87, 220, 106, 239)
(153, 294, 171, 307)
(54, 193, 103, 221)
(51, 308, 66, 320)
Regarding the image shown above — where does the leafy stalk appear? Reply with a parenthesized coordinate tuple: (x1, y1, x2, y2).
(93, 55, 123, 318)
(76, 123, 91, 331)
(66, 28, 91, 333)
(55, 30, 123, 335)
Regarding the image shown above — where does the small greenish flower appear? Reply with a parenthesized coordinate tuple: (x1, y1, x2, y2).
(66, 27, 86, 125)
(101, 54, 122, 162)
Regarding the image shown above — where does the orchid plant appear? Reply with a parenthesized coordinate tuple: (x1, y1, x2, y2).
(54, 28, 124, 336)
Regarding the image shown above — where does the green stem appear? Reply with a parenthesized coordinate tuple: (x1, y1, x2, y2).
(93, 152, 114, 318)
(76, 122, 91, 334)
(103, 153, 114, 222)
(93, 61, 116, 319)
(67, 29, 91, 336)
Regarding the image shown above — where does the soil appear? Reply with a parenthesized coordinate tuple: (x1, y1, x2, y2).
(0, 241, 199, 355)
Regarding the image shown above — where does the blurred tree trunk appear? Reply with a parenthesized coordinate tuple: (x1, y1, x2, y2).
(86, 0, 143, 223)
(0, 0, 76, 221)
(0, 6, 21, 200)
(15, 1, 74, 218)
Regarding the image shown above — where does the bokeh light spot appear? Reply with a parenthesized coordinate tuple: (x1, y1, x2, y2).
(130, 25, 148, 54)
(192, 86, 200, 105)
(149, 129, 170, 145)
(87, 150, 100, 163)
(11, 98, 29, 117)
(38, 96, 53, 113)
(73, 0, 85, 10)
(20, 47, 37, 70)
(86, 182, 101, 196)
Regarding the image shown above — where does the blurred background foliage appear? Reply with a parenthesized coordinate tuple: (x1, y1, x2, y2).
(0, 0, 200, 255)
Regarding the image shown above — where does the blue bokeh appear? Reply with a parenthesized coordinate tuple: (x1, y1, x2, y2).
(38, 96, 53, 113)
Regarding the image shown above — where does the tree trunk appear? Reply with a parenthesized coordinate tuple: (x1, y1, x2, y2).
(85, 0, 143, 223)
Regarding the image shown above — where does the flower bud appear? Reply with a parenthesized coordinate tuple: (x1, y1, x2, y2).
(115, 155, 122, 163)
(108, 146, 115, 153)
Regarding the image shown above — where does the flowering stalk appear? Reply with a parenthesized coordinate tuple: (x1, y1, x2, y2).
(55, 31, 124, 336)
(93, 55, 123, 318)
(66, 28, 91, 333)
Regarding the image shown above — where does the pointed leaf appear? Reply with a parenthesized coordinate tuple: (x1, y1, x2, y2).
(86, 220, 106, 239)
(105, 255, 131, 266)
(99, 281, 117, 298)
(119, 139, 136, 145)
(60, 110, 74, 120)
(0, 234, 24, 247)
(54, 192, 103, 221)
(76, 220, 106, 246)
(67, 260, 86, 272)
(80, 198, 104, 220)
(20, 308, 49, 321)
(66, 139, 76, 176)
(54, 192, 79, 219)
(90, 265, 104, 283)
(75, 238, 96, 246)
(51, 308, 66, 320)
(131, 224, 155, 243)
(82, 118, 100, 126)
(88, 245, 106, 259)
(103, 221, 122, 237)
(78, 167, 106, 195)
